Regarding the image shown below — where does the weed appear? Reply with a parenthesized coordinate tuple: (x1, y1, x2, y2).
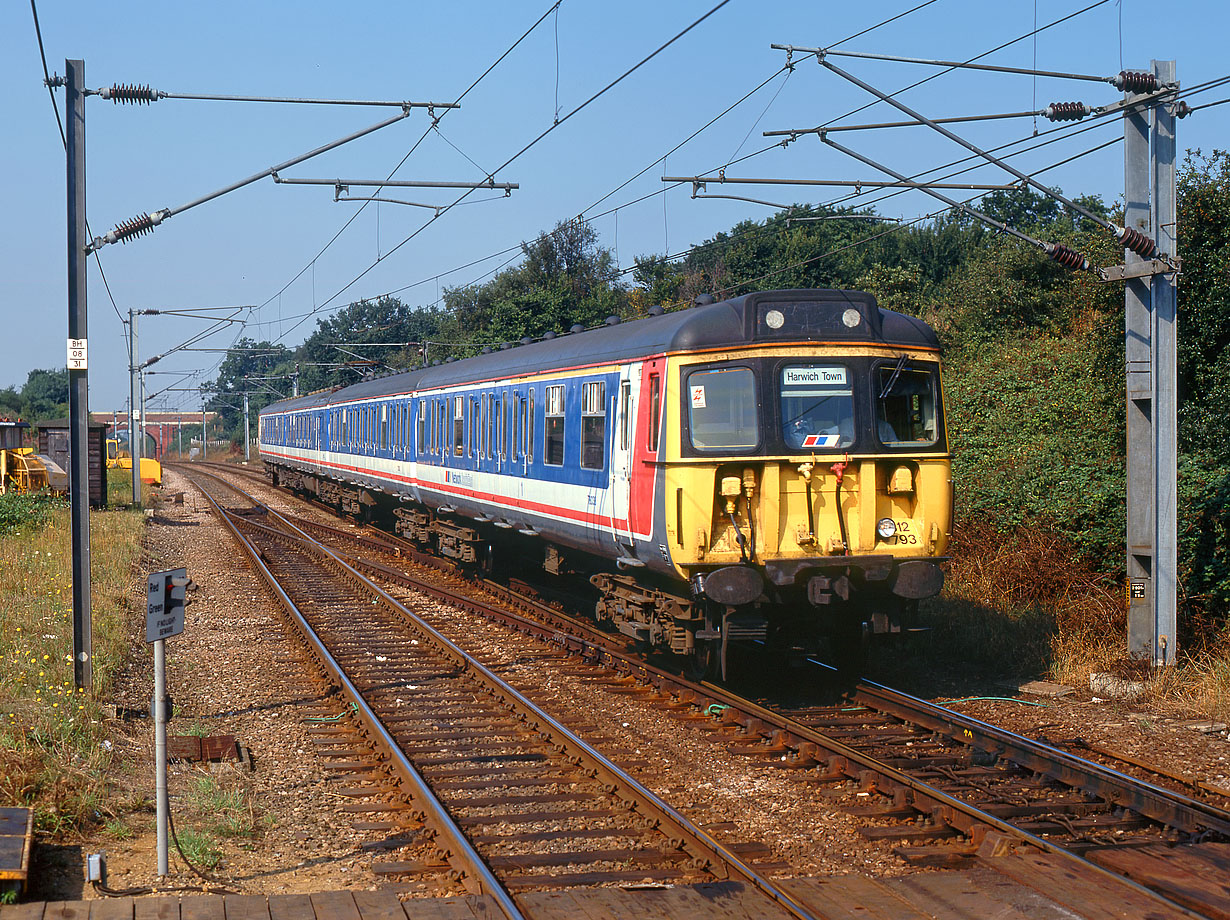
(186, 775, 256, 839)
(104, 817, 133, 840)
(172, 827, 222, 870)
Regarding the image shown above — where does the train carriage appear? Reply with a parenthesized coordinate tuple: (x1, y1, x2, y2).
(259, 289, 952, 676)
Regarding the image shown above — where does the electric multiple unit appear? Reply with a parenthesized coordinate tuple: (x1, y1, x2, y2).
(259, 289, 952, 676)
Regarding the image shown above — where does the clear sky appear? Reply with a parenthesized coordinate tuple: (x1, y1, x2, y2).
(3, 0, 1226, 413)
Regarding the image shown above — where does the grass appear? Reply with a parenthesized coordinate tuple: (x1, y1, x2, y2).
(171, 827, 222, 870)
(186, 776, 258, 840)
(0, 489, 145, 831)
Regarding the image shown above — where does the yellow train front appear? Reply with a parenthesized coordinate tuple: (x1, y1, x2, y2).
(594, 288, 952, 676)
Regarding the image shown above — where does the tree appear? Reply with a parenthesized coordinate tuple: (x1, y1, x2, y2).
(22, 368, 70, 419)
(206, 339, 291, 440)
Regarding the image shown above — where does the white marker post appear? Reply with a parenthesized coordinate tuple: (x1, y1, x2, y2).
(146, 568, 188, 877)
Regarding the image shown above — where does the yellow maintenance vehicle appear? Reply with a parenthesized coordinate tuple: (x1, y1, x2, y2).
(0, 420, 68, 495)
(106, 432, 162, 486)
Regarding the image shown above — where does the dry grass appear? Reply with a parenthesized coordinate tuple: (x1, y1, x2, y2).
(920, 520, 1230, 721)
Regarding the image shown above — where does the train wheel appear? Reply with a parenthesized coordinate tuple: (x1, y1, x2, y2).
(829, 614, 869, 677)
(478, 543, 495, 578)
(686, 640, 722, 682)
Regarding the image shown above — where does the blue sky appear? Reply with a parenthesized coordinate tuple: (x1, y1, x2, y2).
(3, 0, 1226, 412)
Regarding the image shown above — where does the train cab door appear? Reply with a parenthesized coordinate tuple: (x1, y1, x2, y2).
(610, 365, 638, 557)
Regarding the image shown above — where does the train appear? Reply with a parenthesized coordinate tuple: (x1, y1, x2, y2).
(258, 288, 952, 677)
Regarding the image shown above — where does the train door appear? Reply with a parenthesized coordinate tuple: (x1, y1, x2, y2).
(610, 365, 637, 555)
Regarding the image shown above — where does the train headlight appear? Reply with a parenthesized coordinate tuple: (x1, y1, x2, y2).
(876, 518, 897, 540)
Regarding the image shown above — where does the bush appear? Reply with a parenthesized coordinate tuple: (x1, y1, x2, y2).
(0, 493, 67, 537)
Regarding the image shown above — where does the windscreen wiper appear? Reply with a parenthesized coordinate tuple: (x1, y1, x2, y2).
(879, 354, 910, 400)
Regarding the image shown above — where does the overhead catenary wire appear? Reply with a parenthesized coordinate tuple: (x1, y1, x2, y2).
(272, 0, 736, 345)
(29, 0, 128, 334)
(814, 55, 1168, 259)
(246, 0, 938, 343)
(403, 0, 1125, 308)
(252, 1, 564, 322)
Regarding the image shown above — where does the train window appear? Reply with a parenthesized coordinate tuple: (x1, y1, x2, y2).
(527, 389, 535, 464)
(438, 401, 446, 455)
(453, 396, 464, 457)
(486, 395, 494, 459)
(469, 398, 477, 457)
(417, 402, 426, 453)
(619, 381, 632, 451)
(648, 374, 661, 452)
(516, 394, 526, 459)
(382, 406, 389, 451)
(780, 365, 854, 450)
(581, 381, 606, 470)
(688, 367, 759, 450)
(504, 396, 511, 460)
(876, 362, 939, 446)
(544, 384, 565, 466)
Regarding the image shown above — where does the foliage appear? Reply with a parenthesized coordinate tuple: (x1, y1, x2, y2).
(295, 297, 443, 394)
(0, 493, 67, 537)
(1177, 150, 1230, 463)
(945, 323, 1125, 570)
(0, 368, 71, 423)
(1177, 456, 1230, 638)
(206, 338, 291, 442)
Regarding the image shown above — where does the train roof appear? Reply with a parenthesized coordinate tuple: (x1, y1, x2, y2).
(261, 289, 938, 416)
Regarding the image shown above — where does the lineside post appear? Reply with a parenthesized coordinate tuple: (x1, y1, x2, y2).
(66, 58, 92, 691)
(1125, 60, 1178, 665)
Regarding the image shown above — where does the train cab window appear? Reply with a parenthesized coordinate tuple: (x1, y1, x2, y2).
(877, 361, 939, 446)
(453, 396, 464, 457)
(544, 384, 565, 466)
(780, 365, 855, 450)
(580, 381, 606, 470)
(687, 367, 758, 450)
(648, 374, 661, 452)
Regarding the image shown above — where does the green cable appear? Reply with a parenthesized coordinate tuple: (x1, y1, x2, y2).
(942, 696, 1047, 707)
(705, 703, 730, 716)
(304, 701, 359, 723)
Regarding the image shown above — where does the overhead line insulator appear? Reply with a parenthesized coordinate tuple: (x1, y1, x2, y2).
(1044, 102, 1092, 122)
(1112, 71, 1158, 93)
(1045, 243, 1094, 272)
(100, 84, 161, 104)
(102, 211, 165, 247)
(1115, 225, 1159, 259)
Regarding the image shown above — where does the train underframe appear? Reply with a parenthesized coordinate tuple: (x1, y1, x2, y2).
(268, 462, 944, 680)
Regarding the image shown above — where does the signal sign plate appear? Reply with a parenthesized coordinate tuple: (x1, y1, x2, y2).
(146, 567, 187, 643)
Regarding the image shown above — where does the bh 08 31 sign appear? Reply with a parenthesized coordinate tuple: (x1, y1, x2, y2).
(145, 568, 188, 643)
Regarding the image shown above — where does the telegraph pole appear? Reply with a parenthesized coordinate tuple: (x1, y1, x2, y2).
(243, 391, 251, 462)
(66, 59, 92, 691)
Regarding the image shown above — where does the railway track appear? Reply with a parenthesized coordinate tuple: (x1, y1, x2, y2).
(184, 467, 820, 920)
(185, 463, 1230, 918)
